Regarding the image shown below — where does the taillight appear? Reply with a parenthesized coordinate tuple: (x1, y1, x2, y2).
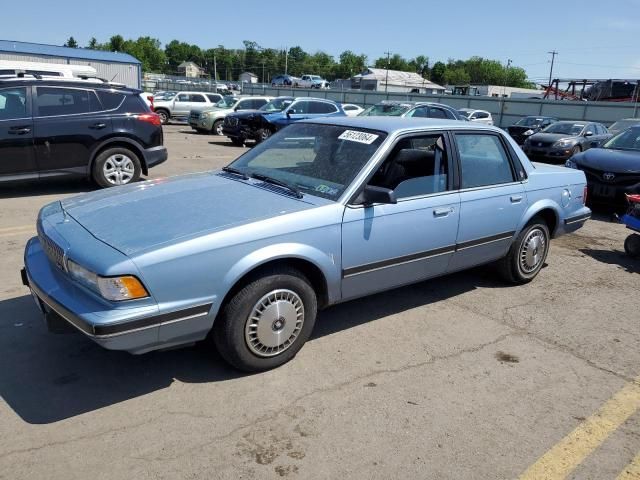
(583, 186, 588, 205)
(147, 95, 154, 111)
(136, 113, 162, 126)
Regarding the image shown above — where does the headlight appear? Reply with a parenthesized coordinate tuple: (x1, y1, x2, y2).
(524, 129, 535, 136)
(565, 159, 577, 169)
(200, 112, 209, 119)
(67, 260, 149, 301)
(553, 139, 574, 148)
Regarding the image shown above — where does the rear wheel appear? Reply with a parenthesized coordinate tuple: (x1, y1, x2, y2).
(92, 147, 142, 188)
(213, 268, 317, 372)
(213, 119, 224, 136)
(497, 218, 550, 284)
(624, 233, 640, 258)
(255, 128, 272, 143)
(156, 109, 169, 125)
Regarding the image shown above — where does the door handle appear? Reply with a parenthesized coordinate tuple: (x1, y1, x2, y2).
(510, 195, 523, 203)
(8, 126, 31, 135)
(89, 123, 106, 130)
(433, 207, 453, 217)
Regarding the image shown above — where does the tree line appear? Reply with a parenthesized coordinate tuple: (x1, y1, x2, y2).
(63, 36, 533, 88)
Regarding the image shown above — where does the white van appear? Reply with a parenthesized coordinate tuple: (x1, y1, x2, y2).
(0, 60, 97, 79)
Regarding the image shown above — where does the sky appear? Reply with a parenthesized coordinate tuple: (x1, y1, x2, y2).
(4, 0, 640, 83)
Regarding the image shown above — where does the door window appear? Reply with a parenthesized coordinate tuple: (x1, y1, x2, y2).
(455, 134, 515, 188)
(35, 87, 101, 116)
(406, 106, 429, 118)
(206, 94, 221, 103)
(177, 94, 189, 102)
(369, 134, 450, 199)
(253, 99, 268, 109)
(309, 101, 337, 114)
(289, 101, 310, 114)
(0, 88, 28, 120)
(428, 107, 449, 119)
(236, 99, 254, 110)
(189, 94, 206, 102)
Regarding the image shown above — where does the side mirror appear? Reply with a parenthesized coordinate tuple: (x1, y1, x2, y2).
(356, 185, 397, 206)
(584, 131, 593, 137)
(287, 109, 295, 117)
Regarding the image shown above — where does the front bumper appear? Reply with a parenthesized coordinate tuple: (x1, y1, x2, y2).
(143, 145, 168, 169)
(523, 145, 576, 163)
(22, 237, 213, 354)
(587, 181, 640, 206)
(189, 116, 213, 130)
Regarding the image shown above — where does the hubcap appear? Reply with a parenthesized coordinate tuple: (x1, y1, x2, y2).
(519, 228, 547, 274)
(245, 289, 304, 357)
(103, 154, 135, 185)
(215, 122, 223, 135)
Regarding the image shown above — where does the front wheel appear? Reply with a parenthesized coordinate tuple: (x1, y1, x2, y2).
(213, 119, 224, 136)
(92, 147, 142, 188)
(497, 219, 550, 284)
(624, 233, 640, 258)
(255, 128, 272, 143)
(570, 145, 581, 157)
(213, 269, 318, 372)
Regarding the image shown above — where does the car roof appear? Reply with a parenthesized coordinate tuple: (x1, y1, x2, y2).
(305, 116, 488, 134)
(0, 77, 140, 93)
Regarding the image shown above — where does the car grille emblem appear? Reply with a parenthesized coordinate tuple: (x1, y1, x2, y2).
(537, 142, 543, 147)
(603, 172, 615, 181)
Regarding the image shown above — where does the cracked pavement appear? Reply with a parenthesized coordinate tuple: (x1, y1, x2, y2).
(0, 126, 638, 479)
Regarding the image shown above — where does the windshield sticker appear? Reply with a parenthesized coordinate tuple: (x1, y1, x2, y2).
(315, 184, 339, 195)
(339, 130, 379, 144)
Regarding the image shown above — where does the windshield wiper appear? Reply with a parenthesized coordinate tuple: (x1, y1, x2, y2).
(249, 172, 303, 198)
(222, 166, 249, 179)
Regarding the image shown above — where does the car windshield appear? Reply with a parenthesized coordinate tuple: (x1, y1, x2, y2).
(543, 123, 585, 135)
(226, 123, 387, 201)
(260, 98, 293, 112)
(516, 117, 544, 127)
(360, 104, 412, 117)
(310, 76, 321, 80)
(609, 120, 640, 132)
(603, 127, 640, 151)
(215, 96, 237, 108)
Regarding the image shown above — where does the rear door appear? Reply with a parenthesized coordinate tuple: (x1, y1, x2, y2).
(449, 131, 527, 272)
(33, 86, 113, 176)
(0, 86, 36, 178)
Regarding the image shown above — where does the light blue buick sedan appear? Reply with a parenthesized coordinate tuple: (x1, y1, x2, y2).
(22, 117, 591, 371)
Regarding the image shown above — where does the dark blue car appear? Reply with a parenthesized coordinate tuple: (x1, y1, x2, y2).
(222, 96, 346, 145)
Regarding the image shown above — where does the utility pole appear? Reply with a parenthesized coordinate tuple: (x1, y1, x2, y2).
(284, 47, 288, 75)
(262, 61, 265, 84)
(213, 53, 218, 93)
(547, 50, 558, 89)
(384, 50, 392, 93)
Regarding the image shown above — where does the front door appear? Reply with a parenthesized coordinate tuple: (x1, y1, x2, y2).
(341, 132, 460, 300)
(33, 86, 113, 176)
(449, 132, 527, 272)
(0, 86, 36, 179)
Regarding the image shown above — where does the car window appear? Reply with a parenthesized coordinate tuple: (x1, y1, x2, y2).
(369, 134, 450, 199)
(455, 133, 515, 189)
(289, 101, 310, 114)
(406, 106, 429, 118)
(35, 87, 100, 116)
(309, 101, 337, 114)
(253, 99, 267, 109)
(0, 87, 28, 120)
(177, 94, 189, 102)
(428, 107, 449, 119)
(206, 94, 221, 103)
(236, 99, 253, 110)
(190, 94, 206, 102)
(97, 91, 125, 110)
(343, 105, 356, 111)
(476, 111, 489, 119)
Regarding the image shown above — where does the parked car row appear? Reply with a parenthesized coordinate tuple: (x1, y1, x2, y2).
(270, 74, 330, 89)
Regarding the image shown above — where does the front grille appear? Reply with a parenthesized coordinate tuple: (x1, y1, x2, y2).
(532, 141, 553, 148)
(190, 112, 200, 120)
(37, 222, 65, 270)
(582, 167, 640, 186)
(225, 117, 238, 127)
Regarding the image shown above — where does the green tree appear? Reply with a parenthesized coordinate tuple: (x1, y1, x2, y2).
(430, 61, 446, 85)
(374, 53, 412, 72)
(334, 50, 367, 79)
(409, 55, 429, 77)
(87, 37, 99, 49)
(64, 36, 78, 48)
(444, 67, 471, 85)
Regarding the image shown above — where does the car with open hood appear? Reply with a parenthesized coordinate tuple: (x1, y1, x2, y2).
(523, 121, 612, 163)
(565, 125, 640, 207)
(22, 117, 590, 372)
(507, 116, 558, 145)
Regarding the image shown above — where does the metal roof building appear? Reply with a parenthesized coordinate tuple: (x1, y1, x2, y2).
(0, 40, 142, 88)
(351, 68, 445, 94)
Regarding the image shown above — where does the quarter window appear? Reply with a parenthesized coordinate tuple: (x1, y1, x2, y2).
(189, 94, 206, 102)
(309, 102, 337, 114)
(455, 134, 515, 188)
(206, 94, 221, 103)
(0, 87, 28, 120)
(97, 91, 125, 110)
(36, 87, 101, 116)
(428, 107, 449, 119)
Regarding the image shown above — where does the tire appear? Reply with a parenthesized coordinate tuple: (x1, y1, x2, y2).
(213, 119, 224, 136)
(156, 109, 169, 125)
(255, 128, 272, 144)
(570, 145, 581, 157)
(230, 137, 245, 147)
(213, 268, 318, 372)
(497, 218, 550, 284)
(624, 233, 640, 258)
(92, 147, 142, 188)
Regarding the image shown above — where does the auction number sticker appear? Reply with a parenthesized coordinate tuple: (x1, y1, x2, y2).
(338, 130, 379, 144)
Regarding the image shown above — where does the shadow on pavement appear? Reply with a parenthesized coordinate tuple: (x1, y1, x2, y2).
(0, 268, 505, 424)
(580, 248, 639, 274)
(0, 179, 94, 199)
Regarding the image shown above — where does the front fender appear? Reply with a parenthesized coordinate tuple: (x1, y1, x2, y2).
(517, 199, 561, 237)
(218, 243, 341, 314)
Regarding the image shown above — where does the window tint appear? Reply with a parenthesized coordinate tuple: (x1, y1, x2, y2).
(428, 107, 448, 119)
(206, 94, 221, 102)
(236, 99, 253, 110)
(36, 87, 100, 116)
(369, 134, 450, 199)
(476, 111, 489, 119)
(0, 88, 28, 120)
(343, 105, 356, 111)
(456, 134, 515, 188)
(253, 99, 268, 109)
(189, 94, 206, 102)
(97, 90, 125, 110)
(309, 101, 337, 114)
(289, 101, 310, 114)
(406, 107, 429, 118)
(177, 94, 189, 102)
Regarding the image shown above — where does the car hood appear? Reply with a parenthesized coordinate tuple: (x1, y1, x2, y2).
(529, 132, 577, 143)
(229, 109, 268, 119)
(573, 148, 640, 172)
(508, 125, 540, 133)
(61, 172, 316, 255)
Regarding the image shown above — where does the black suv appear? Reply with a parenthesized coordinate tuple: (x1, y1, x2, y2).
(0, 77, 167, 188)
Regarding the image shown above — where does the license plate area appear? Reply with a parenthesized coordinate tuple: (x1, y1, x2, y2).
(593, 184, 615, 197)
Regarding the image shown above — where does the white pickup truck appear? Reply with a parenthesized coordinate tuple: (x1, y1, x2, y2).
(294, 75, 330, 89)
